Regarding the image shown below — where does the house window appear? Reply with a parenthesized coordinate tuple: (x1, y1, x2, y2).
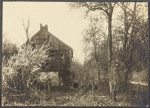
(31, 43, 36, 49)
(43, 37, 46, 42)
(65, 50, 67, 54)
(61, 54, 65, 62)
(50, 51, 54, 57)
(46, 35, 50, 43)
(36, 39, 39, 44)
(50, 54, 54, 57)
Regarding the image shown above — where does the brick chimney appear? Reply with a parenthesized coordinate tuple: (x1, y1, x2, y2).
(45, 25, 48, 31)
(40, 23, 43, 29)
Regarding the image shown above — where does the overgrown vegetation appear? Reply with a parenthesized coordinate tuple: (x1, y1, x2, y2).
(68, 2, 148, 106)
(2, 2, 148, 107)
(2, 43, 51, 106)
(2, 39, 18, 65)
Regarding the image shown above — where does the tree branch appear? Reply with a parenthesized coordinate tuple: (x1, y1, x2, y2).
(117, 2, 132, 13)
(84, 2, 109, 16)
(112, 2, 117, 9)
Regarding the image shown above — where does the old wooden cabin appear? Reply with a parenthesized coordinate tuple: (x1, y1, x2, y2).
(28, 24, 73, 87)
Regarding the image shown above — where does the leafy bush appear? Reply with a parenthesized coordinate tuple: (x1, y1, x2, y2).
(2, 43, 51, 106)
(2, 40, 18, 65)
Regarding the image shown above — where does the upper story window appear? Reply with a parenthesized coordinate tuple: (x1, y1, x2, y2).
(65, 50, 67, 54)
(36, 39, 39, 44)
(43, 38, 46, 42)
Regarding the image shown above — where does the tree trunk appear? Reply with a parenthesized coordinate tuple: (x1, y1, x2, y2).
(123, 9, 128, 55)
(125, 2, 137, 102)
(26, 39, 29, 46)
(93, 35, 101, 85)
(124, 71, 128, 101)
(58, 72, 61, 86)
(107, 3, 117, 101)
(96, 61, 101, 85)
(48, 79, 51, 98)
(108, 12, 113, 100)
(122, 5, 129, 101)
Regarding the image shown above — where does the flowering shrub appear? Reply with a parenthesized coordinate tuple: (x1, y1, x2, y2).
(2, 43, 51, 105)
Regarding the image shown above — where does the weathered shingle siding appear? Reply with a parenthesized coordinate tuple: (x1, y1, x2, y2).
(29, 24, 73, 71)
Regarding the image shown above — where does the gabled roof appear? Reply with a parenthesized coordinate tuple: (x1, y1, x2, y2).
(47, 31, 73, 51)
(30, 24, 73, 51)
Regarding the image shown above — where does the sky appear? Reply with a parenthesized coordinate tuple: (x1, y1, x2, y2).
(3, 2, 148, 64)
(3, 2, 91, 64)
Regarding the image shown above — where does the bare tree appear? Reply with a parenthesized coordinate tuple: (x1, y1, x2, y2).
(116, 2, 137, 101)
(69, 2, 117, 101)
(83, 17, 99, 79)
(23, 18, 30, 45)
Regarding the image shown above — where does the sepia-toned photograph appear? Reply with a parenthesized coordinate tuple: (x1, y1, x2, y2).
(2, 2, 148, 107)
